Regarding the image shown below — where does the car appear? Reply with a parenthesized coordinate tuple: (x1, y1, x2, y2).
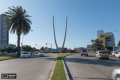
(81, 50, 88, 56)
(44, 51, 48, 53)
(39, 52, 45, 57)
(61, 50, 68, 53)
(112, 68, 120, 80)
(20, 52, 31, 58)
(28, 51, 32, 55)
(95, 50, 109, 60)
(51, 49, 59, 53)
(112, 51, 118, 56)
(34, 51, 39, 54)
(70, 50, 75, 53)
(105, 51, 111, 55)
(114, 52, 120, 59)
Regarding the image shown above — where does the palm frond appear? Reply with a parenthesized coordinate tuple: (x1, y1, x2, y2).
(5, 6, 32, 35)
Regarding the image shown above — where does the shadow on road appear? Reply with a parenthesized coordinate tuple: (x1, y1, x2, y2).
(64, 54, 120, 67)
(74, 78, 113, 80)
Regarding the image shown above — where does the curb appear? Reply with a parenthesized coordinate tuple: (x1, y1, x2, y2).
(62, 57, 69, 80)
(0, 57, 19, 61)
(47, 53, 58, 80)
(63, 54, 75, 80)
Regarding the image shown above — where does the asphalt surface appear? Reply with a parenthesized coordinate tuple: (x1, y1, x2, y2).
(0, 53, 56, 80)
(65, 53, 120, 80)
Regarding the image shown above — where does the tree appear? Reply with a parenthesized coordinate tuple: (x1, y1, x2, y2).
(6, 47, 14, 53)
(5, 6, 32, 55)
(45, 47, 48, 50)
(23, 45, 32, 51)
(91, 39, 104, 51)
(0, 48, 5, 53)
(117, 40, 120, 46)
(40, 46, 45, 51)
(63, 47, 68, 51)
(48, 48, 51, 50)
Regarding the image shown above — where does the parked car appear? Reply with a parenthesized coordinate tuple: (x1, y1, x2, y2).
(70, 50, 75, 53)
(20, 52, 31, 58)
(114, 52, 120, 59)
(81, 50, 88, 56)
(34, 51, 39, 54)
(95, 50, 109, 60)
(112, 68, 120, 80)
(39, 52, 45, 57)
(28, 52, 32, 55)
(61, 50, 68, 53)
(105, 51, 111, 55)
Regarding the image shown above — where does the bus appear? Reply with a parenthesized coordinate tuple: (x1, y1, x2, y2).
(51, 49, 60, 53)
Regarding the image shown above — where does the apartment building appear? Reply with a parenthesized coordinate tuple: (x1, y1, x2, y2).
(97, 30, 115, 48)
(0, 14, 9, 45)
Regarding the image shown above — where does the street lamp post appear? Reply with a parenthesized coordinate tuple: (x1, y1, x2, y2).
(21, 30, 33, 52)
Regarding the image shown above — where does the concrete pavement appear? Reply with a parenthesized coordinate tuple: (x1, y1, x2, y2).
(0, 53, 56, 80)
(65, 53, 120, 80)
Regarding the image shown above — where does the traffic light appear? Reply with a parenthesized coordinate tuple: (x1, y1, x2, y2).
(46, 43, 47, 45)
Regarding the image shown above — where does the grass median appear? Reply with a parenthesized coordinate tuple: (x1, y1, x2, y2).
(0, 54, 20, 60)
(51, 53, 74, 80)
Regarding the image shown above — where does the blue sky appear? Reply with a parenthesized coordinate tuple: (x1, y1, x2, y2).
(0, 0, 120, 49)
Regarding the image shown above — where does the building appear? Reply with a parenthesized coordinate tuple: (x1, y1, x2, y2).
(87, 45, 92, 51)
(0, 44, 16, 48)
(0, 14, 9, 45)
(0, 14, 16, 49)
(97, 30, 115, 48)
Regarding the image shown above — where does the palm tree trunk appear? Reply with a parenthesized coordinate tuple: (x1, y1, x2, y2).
(53, 16, 58, 49)
(62, 16, 67, 50)
(17, 31, 21, 56)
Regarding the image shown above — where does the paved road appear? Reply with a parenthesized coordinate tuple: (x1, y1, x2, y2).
(0, 53, 56, 80)
(65, 53, 120, 80)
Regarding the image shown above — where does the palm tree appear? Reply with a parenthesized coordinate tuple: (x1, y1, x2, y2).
(91, 39, 94, 44)
(5, 6, 32, 55)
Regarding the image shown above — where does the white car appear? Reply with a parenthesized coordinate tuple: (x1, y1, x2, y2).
(112, 68, 120, 80)
(20, 52, 31, 58)
(114, 52, 120, 59)
(39, 52, 45, 57)
(112, 51, 119, 56)
(81, 50, 88, 56)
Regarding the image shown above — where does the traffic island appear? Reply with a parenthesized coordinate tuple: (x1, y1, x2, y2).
(51, 53, 74, 80)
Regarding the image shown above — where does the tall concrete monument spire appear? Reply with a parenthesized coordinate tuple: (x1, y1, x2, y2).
(62, 16, 67, 49)
(53, 16, 68, 50)
(53, 16, 58, 49)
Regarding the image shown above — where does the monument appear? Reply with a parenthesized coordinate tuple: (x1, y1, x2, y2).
(53, 16, 68, 50)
